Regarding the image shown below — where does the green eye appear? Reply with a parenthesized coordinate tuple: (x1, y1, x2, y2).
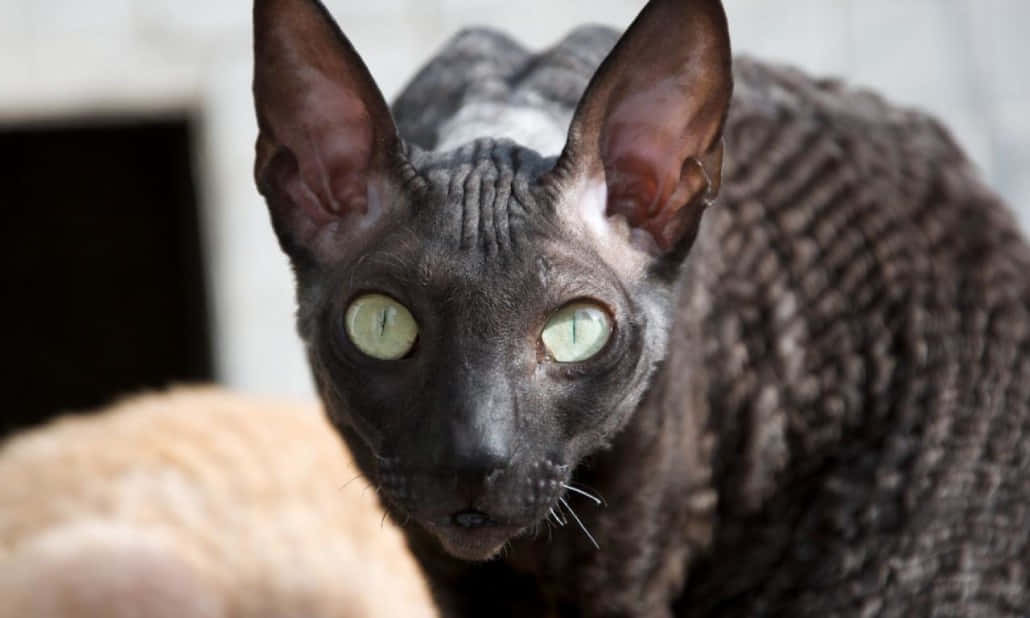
(344, 294, 418, 360)
(541, 301, 612, 363)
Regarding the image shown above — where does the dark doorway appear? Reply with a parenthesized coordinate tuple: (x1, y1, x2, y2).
(1, 118, 213, 437)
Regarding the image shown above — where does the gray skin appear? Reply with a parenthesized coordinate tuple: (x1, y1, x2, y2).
(253, 0, 1030, 616)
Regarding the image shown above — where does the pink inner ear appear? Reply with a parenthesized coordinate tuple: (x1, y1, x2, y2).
(602, 123, 689, 251)
(604, 126, 680, 211)
(254, 0, 402, 266)
(598, 75, 723, 251)
(271, 78, 376, 224)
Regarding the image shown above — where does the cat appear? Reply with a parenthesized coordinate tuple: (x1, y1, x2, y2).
(0, 387, 437, 618)
(253, 0, 1030, 616)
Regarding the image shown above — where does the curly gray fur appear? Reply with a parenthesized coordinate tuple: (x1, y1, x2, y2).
(683, 56, 1030, 616)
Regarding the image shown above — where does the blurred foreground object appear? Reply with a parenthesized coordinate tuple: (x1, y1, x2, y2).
(0, 387, 436, 618)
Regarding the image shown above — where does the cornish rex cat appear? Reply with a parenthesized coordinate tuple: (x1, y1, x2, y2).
(253, 0, 1030, 615)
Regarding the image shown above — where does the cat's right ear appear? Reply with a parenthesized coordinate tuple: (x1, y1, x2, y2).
(253, 0, 402, 271)
(550, 0, 732, 259)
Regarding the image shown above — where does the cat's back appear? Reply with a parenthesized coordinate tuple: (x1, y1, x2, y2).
(393, 25, 618, 154)
(0, 387, 436, 618)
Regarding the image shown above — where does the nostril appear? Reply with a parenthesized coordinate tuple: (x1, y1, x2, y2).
(452, 509, 492, 529)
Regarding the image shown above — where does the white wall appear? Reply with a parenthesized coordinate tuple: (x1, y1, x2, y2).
(2, 1, 1027, 398)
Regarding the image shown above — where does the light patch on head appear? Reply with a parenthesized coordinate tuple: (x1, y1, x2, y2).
(436, 102, 571, 156)
(557, 175, 652, 281)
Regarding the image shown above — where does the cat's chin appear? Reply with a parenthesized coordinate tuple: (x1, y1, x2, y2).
(423, 522, 522, 561)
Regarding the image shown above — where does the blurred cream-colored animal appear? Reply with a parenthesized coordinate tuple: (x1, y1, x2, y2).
(0, 387, 437, 618)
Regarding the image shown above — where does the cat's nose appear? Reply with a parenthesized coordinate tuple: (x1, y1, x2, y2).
(445, 382, 515, 482)
(432, 367, 516, 485)
(450, 422, 511, 481)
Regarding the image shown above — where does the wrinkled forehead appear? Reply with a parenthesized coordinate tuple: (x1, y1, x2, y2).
(404, 137, 559, 253)
(347, 236, 621, 342)
(344, 157, 618, 317)
(331, 137, 625, 315)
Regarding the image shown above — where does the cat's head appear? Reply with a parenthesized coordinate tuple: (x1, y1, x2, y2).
(253, 0, 731, 560)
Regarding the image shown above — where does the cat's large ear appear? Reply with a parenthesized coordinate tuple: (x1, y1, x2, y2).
(551, 0, 732, 256)
(253, 0, 401, 271)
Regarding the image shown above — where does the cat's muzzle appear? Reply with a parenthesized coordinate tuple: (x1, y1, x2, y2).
(377, 456, 571, 560)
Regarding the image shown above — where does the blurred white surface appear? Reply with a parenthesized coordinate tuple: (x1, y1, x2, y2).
(2, 0, 1027, 397)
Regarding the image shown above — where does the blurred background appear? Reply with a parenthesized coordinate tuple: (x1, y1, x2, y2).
(2, 0, 1028, 435)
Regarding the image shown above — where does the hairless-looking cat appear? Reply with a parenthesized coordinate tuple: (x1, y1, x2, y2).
(253, 1, 1030, 615)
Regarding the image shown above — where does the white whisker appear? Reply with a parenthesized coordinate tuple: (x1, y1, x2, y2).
(550, 507, 567, 526)
(561, 482, 604, 506)
(559, 497, 600, 550)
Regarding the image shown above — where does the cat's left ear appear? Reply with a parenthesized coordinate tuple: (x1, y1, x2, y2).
(551, 0, 732, 256)
(253, 0, 403, 271)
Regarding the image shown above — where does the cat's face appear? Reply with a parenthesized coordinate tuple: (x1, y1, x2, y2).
(295, 144, 678, 559)
(253, 0, 731, 560)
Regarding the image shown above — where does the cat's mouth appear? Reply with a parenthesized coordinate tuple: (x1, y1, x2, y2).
(374, 456, 579, 560)
(422, 515, 523, 561)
